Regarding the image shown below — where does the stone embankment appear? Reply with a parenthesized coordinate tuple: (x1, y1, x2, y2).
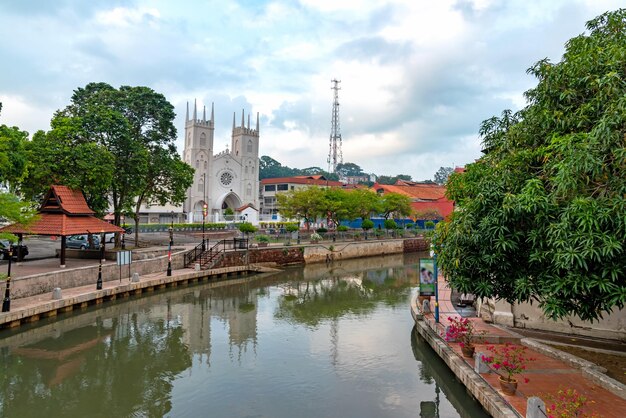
(1, 237, 428, 329)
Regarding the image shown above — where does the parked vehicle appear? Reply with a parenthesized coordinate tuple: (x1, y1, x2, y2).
(0, 240, 29, 260)
(66, 235, 100, 250)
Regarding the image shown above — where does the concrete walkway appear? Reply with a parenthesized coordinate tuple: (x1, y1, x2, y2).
(413, 280, 626, 418)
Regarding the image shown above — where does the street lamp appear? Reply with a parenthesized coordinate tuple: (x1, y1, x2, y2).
(202, 172, 207, 251)
(2, 250, 12, 312)
(169, 210, 174, 246)
(97, 230, 104, 290)
(121, 214, 126, 250)
(430, 246, 440, 323)
(166, 237, 172, 277)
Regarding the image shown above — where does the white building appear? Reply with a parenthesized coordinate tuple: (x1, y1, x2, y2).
(182, 101, 260, 224)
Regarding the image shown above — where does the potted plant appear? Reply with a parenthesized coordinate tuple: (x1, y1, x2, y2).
(310, 233, 322, 244)
(481, 343, 533, 396)
(255, 234, 270, 247)
(445, 316, 485, 358)
(543, 387, 601, 418)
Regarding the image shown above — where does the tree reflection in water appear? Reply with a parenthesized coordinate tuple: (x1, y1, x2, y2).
(0, 312, 191, 418)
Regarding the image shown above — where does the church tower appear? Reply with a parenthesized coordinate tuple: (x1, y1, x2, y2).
(231, 109, 260, 210)
(183, 100, 215, 222)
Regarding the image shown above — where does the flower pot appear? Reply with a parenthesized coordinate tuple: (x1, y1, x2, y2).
(461, 344, 475, 358)
(498, 376, 517, 396)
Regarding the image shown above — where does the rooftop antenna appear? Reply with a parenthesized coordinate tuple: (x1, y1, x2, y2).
(327, 79, 343, 174)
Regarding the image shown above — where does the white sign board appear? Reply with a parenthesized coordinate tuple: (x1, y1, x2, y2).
(117, 250, 132, 266)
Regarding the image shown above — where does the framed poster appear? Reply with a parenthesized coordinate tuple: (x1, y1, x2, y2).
(419, 258, 435, 296)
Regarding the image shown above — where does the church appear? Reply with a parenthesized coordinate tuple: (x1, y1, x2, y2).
(182, 101, 260, 223)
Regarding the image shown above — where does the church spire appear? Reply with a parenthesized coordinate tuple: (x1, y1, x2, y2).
(211, 102, 214, 123)
(256, 112, 259, 133)
(193, 99, 197, 121)
(232, 112, 236, 132)
(241, 109, 245, 128)
(185, 102, 189, 122)
(247, 113, 250, 130)
(202, 105, 206, 122)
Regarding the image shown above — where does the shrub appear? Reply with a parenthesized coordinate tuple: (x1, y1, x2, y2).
(316, 227, 328, 233)
(406, 223, 414, 229)
(285, 224, 299, 233)
(425, 220, 435, 229)
(310, 233, 322, 241)
(361, 219, 374, 230)
(337, 225, 349, 232)
(384, 219, 397, 230)
(255, 234, 270, 242)
(239, 222, 257, 234)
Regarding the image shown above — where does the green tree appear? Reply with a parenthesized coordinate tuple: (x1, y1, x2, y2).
(344, 188, 380, 220)
(322, 188, 350, 228)
(379, 192, 412, 219)
(0, 124, 28, 193)
(276, 186, 326, 230)
(22, 127, 115, 215)
(336, 162, 364, 177)
(433, 9, 626, 322)
(433, 167, 453, 185)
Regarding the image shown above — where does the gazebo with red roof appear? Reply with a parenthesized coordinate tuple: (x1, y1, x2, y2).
(0, 185, 124, 267)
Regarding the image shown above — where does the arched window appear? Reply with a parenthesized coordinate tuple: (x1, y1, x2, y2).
(187, 133, 191, 146)
(245, 166, 248, 174)
(200, 132, 206, 147)
(195, 160, 199, 168)
(247, 140, 253, 153)
(204, 161, 207, 169)
(197, 182, 202, 192)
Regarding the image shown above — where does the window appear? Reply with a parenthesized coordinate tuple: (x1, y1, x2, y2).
(197, 183, 202, 192)
(246, 183, 252, 196)
(264, 197, 276, 205)
(195, 160, 199, 168)
(247, 140, 253, 153)
(204, 161, 207, 169)
(264, 185, 276, 192)
(277, 184, 288, 191)
(200, 133, 206, 147)
(245, 166, 248, 174)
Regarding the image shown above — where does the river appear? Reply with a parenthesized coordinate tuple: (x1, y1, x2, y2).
(0, 252, 489, 418)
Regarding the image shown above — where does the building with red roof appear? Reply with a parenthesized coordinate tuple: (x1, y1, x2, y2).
(372, 180, 454, 219)
(0, 185, 124, 266)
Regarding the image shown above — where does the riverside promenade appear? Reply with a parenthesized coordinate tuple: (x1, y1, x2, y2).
(0, 252, 273, 329)
(411, 280, 626, 417)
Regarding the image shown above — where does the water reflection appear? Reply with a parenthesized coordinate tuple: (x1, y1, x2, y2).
(0, 253, 488, 418)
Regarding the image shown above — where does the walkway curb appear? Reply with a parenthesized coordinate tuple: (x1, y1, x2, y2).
(411, 294, 521, 418)
(0, 264, 273, 329)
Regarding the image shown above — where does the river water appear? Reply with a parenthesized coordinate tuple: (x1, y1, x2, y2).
(0, 253, 489, 418)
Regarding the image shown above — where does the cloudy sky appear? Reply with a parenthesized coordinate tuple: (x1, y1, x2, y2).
(0, 0, 622, 181)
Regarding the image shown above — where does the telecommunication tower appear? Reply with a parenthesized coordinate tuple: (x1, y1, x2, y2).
(327, 79, 343, 173)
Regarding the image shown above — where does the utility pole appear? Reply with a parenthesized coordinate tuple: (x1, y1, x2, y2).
(328, 79, 343, 174)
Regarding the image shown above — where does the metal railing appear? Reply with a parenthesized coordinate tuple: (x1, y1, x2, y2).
(184, 238, 249, 269)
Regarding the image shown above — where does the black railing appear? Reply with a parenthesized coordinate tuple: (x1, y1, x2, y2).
(184, 238, 249, 269)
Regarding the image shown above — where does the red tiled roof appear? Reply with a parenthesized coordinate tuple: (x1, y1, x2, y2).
(261, 176, 343, 187)
(372, 183, 447, 200)
(236, 203, 257, 212)
(40, 185, 94, 215)
(0, 213, 124, 236)
(411, 201, 455, 219)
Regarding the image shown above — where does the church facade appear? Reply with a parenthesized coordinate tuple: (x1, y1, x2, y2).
(182, 101, 260, 223)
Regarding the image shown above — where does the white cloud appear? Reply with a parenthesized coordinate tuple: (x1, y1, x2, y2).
(0, 0, 624, 181)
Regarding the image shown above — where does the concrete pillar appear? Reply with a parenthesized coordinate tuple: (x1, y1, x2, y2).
(526, 397, 547, 418)
(475, 352, 490, 373)
(52, 288, 62, 300)
(131, 273, 140, 283)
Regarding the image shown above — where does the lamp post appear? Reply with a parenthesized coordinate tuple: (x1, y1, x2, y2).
(121, 214, 126, 250)
(202, 172, 207, 251)
(170, 211, 174, 246)
(166, 240, 172, 277)
(2, 250, 12, 312)
(97, 244, 103, 290)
